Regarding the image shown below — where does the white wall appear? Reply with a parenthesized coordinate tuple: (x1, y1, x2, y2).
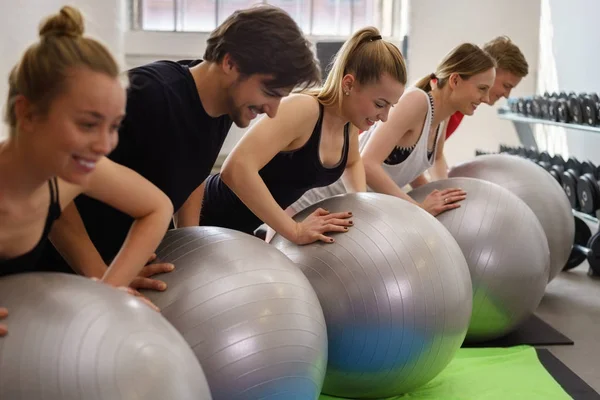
(535, 0, 600, 165)
(406, 0, 541, 168)
(0, 0, 126, 139)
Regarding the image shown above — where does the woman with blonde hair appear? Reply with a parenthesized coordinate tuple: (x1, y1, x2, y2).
(199, 26, 407, 244)
(291, 42, 497, 216)
(0, 6, 175, 333)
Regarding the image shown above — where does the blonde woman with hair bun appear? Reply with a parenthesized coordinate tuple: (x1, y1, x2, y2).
(0, 6, 176, 334)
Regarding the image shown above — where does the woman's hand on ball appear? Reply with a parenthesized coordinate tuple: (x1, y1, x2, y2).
(129, 253, 174, 292)
(91, 277, 161, 312)
(421, 188, 466, 216)
(0, 307, 7, 336)
(117, 286, 161, 312)
(294, 208, 353, 244)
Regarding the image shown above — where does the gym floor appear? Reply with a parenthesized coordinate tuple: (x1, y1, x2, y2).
(537, 261, 600, 393)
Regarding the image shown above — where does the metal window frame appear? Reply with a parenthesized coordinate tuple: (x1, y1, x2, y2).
(130, 0, 400, 38)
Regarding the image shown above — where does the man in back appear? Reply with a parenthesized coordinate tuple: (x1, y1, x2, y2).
(43, 5, 321, 288)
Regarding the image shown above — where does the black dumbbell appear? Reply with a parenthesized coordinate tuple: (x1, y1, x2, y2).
(567, 93, 585, 124)
(566, 230, 600, 278)
(530, 95, 543, 119)
(524, 147, 539, 161)
(547, 97, 561, 122)
(557, 97, 571, 123)
(562, 157, 583, 210)
(563, 214, 592, 271)
(578, 93, 599, 126)
(576, 162, 600, 215)
(548, 155, 565, 185)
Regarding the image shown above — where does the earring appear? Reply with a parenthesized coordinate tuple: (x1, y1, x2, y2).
(344, 91, 350, 96)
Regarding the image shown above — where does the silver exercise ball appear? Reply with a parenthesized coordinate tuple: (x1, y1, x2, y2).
(0, 272, 211, 400)
(448, 153, 574, 281)
(409, 177, 550, 343)
(271, 193, 472, 398)
(143, 226, 328, 400)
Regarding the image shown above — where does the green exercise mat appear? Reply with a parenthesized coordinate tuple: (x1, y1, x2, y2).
(319, 346, 571, 400)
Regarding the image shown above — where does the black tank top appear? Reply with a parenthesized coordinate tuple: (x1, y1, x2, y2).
(0, 177, 62, 277)
(201, 102, 350, 234)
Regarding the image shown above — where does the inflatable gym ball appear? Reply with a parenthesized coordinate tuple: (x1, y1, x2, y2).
(143, 227, 328, 400)
(0, 272, 211, 400)
(409, 177, 550, 343)
(448, 153, 574, 282)
(270, 192, 473, 398)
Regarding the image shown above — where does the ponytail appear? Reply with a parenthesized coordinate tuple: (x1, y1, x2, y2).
(304, 27, 407, 109)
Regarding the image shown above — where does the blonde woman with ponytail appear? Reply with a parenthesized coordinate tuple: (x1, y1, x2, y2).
(292, 43, 496, 217)
(0, 6, 175, 330)
(199, 27, 407, 245)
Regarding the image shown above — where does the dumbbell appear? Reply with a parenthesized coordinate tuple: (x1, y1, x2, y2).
(563, 214, 592, 271)
(562, 157, 583, 210)
(524, 147, 540, 162)
(576, 161, 600, 215)
(566, 229, 600, 278)
(579, 93, 599, 126)
(530, 95, 544, 119)
(557, 96, 571, 123)
(565, 93, 586, 124)
(536, 152, 565, 185)
(548, 155, 566, 185)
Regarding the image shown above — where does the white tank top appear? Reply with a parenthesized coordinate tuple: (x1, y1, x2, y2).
(289, 87, 442, 213)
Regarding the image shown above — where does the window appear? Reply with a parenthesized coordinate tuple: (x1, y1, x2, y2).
(131, 0, 402, 38)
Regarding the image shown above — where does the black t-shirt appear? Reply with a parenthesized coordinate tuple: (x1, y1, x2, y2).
(41, 59, 233, 267)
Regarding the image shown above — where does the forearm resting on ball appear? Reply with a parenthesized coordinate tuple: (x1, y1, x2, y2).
(49, 203, 108, 279)
(222, 163, 298, 242)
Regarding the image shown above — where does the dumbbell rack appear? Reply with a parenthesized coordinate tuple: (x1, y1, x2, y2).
(495, 106, 600, 278)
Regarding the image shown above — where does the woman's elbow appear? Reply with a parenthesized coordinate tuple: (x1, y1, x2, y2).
(155, 192, 174, 224)
(220, 156, 249, 188)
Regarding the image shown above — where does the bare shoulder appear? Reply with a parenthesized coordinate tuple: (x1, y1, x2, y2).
(386, 88, 429, 125)
(398, 88, 430, 112)
(55, 177, 82, 211)
(277, 93, 321, 125)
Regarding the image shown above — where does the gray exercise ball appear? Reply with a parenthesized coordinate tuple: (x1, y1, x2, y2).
(0, 272, 211, 400)
(143, 226, 328, 400)
(448, 153, 574, 281)
(271, 192, 472, 398)
(409, 177, 551, 343)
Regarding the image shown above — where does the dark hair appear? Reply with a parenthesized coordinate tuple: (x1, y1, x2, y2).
(204, 5, 321, 91)
(415, 43, 496, 92)
(5, 6, 121, 137)
(484, 36, 529, 78)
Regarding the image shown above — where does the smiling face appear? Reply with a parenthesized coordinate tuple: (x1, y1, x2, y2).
(16, 67, 125, 185)
(341, 73, 405, 131)
(449, 68, 496, 116)
(486, 68, 523, 105)
(225, 73, 292, 128)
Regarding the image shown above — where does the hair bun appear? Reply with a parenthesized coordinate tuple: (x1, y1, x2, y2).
(39, 6, 85, 39)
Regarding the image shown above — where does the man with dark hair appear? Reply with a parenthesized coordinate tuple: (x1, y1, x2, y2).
(42, 5, 321, 289)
